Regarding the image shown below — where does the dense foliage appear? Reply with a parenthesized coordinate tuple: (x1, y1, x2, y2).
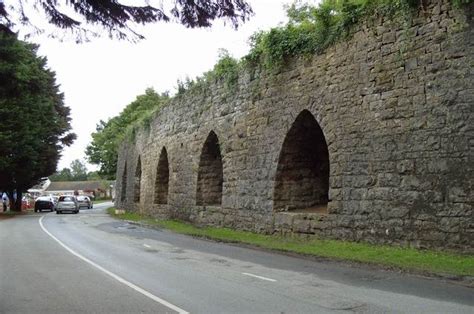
(205, 49, 240, 88)
(86, 88, 169, 179)
(174, 0, 473, 90)
(245, 0, 471, 68)
(50, 159, 100, 181)
(0, 31, 75, 210)
(176, 49, 240, 95)
(0, 0, 253, 42)
(245, 0, 414, 67)
(49, 168, 74, 182)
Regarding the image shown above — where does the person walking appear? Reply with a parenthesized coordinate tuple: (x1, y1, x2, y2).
(2, 193, 8, 212)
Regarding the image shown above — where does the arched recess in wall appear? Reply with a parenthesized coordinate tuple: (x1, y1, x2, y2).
(196, 131, 223, 206)
(274, 110, 330, 213)
(120, 162, 127, 202)
(154, 147, 169, 204)
(134, 156, 142, 203)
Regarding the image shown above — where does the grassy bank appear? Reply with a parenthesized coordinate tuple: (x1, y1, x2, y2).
(94, 199, 113, 205)
(107, 208, 474, 278)
(0, 211, 26, 220)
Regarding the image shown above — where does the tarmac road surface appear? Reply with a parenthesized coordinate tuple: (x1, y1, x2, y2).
(1, 202, 473, 313)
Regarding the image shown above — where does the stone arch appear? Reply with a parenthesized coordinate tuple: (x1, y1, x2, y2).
(273, 110, 330, 213)
(196, 131, 223, 206)
(134, 156, 142, 203)
(154, 147, 169, 204)
(120, 162, 127, 202)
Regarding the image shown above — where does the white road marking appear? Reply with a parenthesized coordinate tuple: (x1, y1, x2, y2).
(39, 216, 188, 314)
(242, 272, 277, 282)
(144, 244, 152, 248)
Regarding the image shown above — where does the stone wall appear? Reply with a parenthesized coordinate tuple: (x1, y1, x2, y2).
(116, 0, 473, 252)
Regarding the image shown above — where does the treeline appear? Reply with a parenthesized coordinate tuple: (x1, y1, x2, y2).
(49, 159, 101, 182)
(85, 89, 169, 179)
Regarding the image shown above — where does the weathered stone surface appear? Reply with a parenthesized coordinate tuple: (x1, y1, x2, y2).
(116, 0, 473, 253)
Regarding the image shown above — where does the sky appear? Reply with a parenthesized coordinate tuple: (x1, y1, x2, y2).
(20, 0, 299, 172)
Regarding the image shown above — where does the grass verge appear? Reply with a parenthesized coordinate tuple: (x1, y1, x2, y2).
(107, 208, 474, 278)
(0, 211, 26, 220)
(94, 199, 113, 205)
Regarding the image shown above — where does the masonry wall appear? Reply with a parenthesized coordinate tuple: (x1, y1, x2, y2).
(116, 0, 474, 252)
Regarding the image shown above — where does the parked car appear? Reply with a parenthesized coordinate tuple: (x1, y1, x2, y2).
(52, 196, 59, 207)
(34, 196, 55, 212)
(77, 196, 93, 209)
(56, 195, 79, 214)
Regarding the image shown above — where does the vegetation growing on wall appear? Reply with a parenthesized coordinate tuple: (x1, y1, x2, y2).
(245, 0, 414, 68)
(206, 49, 240, 88)
(176, 49, 240, 96)
(175, 0, 472, 95)
(245, 0, 471, 68)
(85, 88, 169, 179)
(90, 0, 472, 177)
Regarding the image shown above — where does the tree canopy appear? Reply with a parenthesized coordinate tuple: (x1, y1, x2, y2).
(0, 0, 253, 41)
(50, 159, 98, 181)
(86, 88, 169, 179)
(69, 159, 88, 181)
(0, 30, 75, 209)
(49, 167, 73, 182)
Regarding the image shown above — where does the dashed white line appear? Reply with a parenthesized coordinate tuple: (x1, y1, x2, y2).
(39, 216, 188, 314)
(143, 244, 152, 248)
(242, 272, 277, 282)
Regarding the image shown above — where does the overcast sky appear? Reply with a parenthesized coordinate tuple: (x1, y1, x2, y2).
(26, 1, 299, 172)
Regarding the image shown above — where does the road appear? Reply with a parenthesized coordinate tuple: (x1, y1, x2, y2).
(1, 202, 472, 313)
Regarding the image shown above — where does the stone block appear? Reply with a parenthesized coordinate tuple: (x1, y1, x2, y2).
(381, 207, 410, 219)
(405, 58, 418, 71)
(274, 212, 294, 229)
(397, 160, 415, 174)
(293, 219, 312, 234)
(448, 187, 468, 203)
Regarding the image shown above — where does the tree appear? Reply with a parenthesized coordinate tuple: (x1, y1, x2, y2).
(50, 164, 102, 181)
(0, 30, 75, 211)
(49, 168, 73, 181)
(0, 0, 253, 42)
(86, 171, 101, 181)
(70, 159, 88, 181)
(86, 88, 168, 179)
(86, 119, 119, 180)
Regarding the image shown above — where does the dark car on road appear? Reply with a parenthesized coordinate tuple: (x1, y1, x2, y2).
(34, 196, 55, 212)
(56, 195, 79, 214)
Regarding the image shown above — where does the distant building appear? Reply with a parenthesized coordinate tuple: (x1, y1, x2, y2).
(44, 181, 115, 199)
(27, 178, 51, 198)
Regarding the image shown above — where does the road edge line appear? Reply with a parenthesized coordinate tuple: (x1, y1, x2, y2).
(39, 216, 188, 314)
(242, 272, 277, 282)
